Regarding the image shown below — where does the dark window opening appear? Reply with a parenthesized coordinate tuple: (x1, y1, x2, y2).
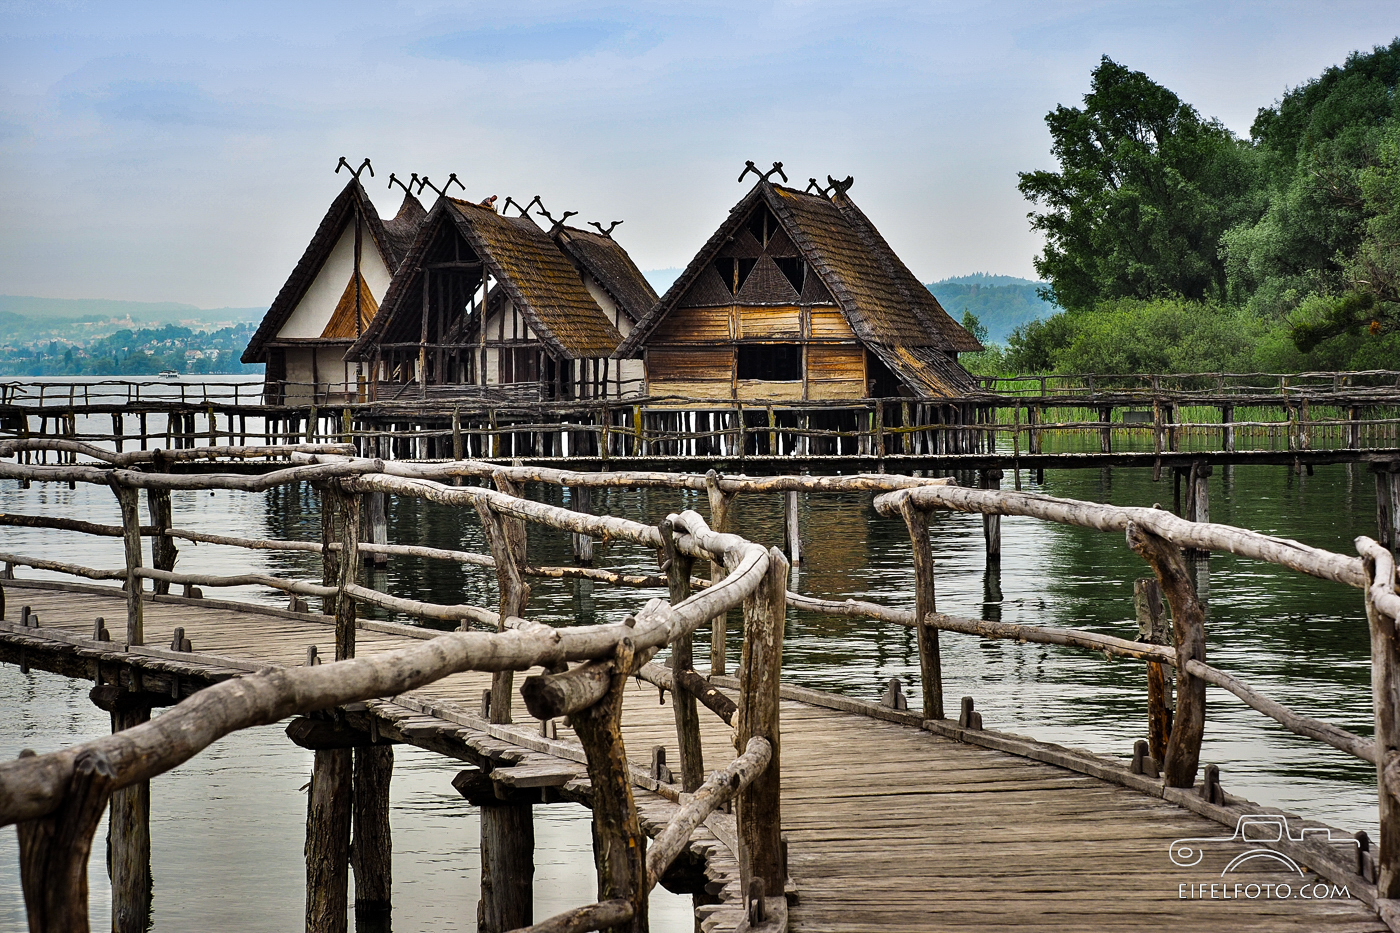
(501, 346, 540, 384)
(746, 205, 778, 247)
(714, 257, 757, 295)
(737, 344, 802, 381)
(773, 256, 805, 293)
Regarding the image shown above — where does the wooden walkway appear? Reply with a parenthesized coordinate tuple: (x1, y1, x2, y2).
(1, 580, 1387, 932)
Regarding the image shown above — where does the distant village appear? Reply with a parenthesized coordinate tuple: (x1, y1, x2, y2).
(241, 161, 984, 406)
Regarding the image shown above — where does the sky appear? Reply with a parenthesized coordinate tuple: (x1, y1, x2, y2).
(2, 1, 1399, 309)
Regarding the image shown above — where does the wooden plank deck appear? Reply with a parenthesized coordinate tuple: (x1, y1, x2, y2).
(0, 581, 1386, 932)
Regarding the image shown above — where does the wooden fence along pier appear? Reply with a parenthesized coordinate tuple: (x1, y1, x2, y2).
(2, 437, 1400, 931)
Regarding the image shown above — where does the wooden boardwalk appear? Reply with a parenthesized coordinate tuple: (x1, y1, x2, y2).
(1, 580, 1387, 932)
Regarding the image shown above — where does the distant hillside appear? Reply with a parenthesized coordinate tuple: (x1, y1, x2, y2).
(927, 275, 1055, 344)
(0, 296, 264, 339)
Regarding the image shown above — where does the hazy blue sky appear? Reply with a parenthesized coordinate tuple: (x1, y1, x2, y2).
(2, 1, 1398, 308)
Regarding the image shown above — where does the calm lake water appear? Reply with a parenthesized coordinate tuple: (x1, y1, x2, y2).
(0, 377, 1388, 929)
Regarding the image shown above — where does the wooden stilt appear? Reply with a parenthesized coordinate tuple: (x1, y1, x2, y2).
(783, 490, 801, 565)
(88, 686, 156, 933)
(367, 492, 389, 568)
(705, 471, 736, 676)
(661, 519, 703, 792)
(980, 469, 1002, 564)
(477, 473, 529, 723)
(146, 486, 176, 596)
(113, 483, 144, 646)
(478, 800, 534, 932)
(573, 485, 594, 566)
(305, 746, 353, 933)
(1127, 524, 1206, 788)
(736, 547, 789, 916)
(1134, 578, 1172, 763)
(897, 502, 942, 720)
(352, 745, 393, 929)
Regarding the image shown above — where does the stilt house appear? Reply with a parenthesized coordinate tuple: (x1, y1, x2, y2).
(615, 175, 983, 402)
(345, 197, 654, 402)
(242, 179, 426, 402)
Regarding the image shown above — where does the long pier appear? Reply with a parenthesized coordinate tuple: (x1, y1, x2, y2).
(2, 442, 1400, 932)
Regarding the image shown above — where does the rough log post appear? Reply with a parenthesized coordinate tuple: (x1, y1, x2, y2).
(573, 485, 595, 566)
(1363, 543, 1400, 898)
(705, 471, 736, 676)
(980, 469, 1002, 564)
(477, 473, 530, 724)
(1135, 578, 1173, 763)
(367, 492, 389, 568)
(1099, 405, 1112, 453)
(1349, 406, 1361, 450)
(661, 519, 703, 792)
(92, 690, 154, 933)
(17, 748, 116, 933)
(334, 482, 360, 662)
(478, 794, 534, 932)
(898, 502, 943, 720)
(736, 546, 789, 909)
(113, 482, 144, 646)
(570, 640, 647, 933)
(1193, 463, 1212, 525)
(1127, 523, 1206, 788)
(1222, 405, 1235, 453)
(306, 744, 353, 933)
(352, 745, 393, 928)
(320, 484, 341, 617)
(783, 490, 801, 565)
(145, 484, 176, 596)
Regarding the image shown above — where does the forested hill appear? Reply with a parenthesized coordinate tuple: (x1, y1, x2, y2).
(926, 274, 1055, 344)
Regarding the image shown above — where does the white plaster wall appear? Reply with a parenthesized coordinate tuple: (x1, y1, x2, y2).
(278, 222, 393, 339)
(582, 277, 631, 336)
(616, 359, 645, 398)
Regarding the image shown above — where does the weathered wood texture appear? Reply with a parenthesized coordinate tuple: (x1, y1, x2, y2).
(0, 583, 1389, 932)
(108, 704, 153, 933)
(897, 502, 943, 720)
(352, 745, 393, 920)
(480, 801, 534, 932)
(306, 746, 353, 933)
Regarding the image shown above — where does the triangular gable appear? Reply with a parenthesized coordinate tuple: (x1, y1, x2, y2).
(552, 225, 658, 327)
(616, 180, 982, 357)
(242, 179, 416, 363)
(319, 272, 379, 339)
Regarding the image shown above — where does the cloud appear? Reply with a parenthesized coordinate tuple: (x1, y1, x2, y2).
(69, 79, 246, 128)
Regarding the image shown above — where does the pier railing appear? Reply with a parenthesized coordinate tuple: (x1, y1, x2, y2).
(1, 440, 1400, 929)
(5, 371, 1400, 463)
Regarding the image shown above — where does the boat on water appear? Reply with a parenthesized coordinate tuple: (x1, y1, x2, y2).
(158, 370, 180, 379)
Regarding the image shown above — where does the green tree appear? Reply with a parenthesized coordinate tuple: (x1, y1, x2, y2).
(1019, 57, 1261, 312)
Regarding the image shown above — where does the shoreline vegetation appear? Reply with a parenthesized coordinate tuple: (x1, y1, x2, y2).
(961, 39, 1400, 379)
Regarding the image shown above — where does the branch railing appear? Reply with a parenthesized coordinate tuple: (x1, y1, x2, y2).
(3, 441, 1400, 927)
(0, 446, 796, 933)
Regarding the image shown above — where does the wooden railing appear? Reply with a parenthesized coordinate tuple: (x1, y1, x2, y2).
(6, 373, 1400, 462)
(1, 441, 1400, 930)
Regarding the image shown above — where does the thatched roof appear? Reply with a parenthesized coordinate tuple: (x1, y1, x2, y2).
(552, 225, 658, 325)
(616, 179, 982, 359)
(242, 180, 424, 363)
(346, 198, 624, 362)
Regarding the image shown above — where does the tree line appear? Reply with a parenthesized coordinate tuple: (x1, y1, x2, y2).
(964, 40, 1400, 375)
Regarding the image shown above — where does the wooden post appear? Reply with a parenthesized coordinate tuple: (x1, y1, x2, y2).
(570, 641, 647, 933)
(1135, 578, 1172, 763)
(367, 492, 389, 568)
(334, 483, 360, 662)
(1221, 405, 1235, 453)
(89, 689, 154, 933)
(1098, 406, 1112, 453)
(573, 485, 595, 566)
(1363, 546, 1400, 898)
(477, 473, 529, 724)
(783, 490, 801, 565)
(1127, 524, 1206, 788)
(661, 519, 703, 792)
(306, 746, 353, 933)
(898, 501, 943, 720)
(146, 485, 176, 596)
(352, 746, 393, 928)
(1377, 467, 1400, 558)
(979, 469, 1002, 564)
(16, 748, 116, 933)
(736, 547, 789, 911)
(113, 482, 144, 646)
(705, 471, 736, 676)
(1349, 406, 1362, 449)
(320, 485, 341, 617)
(478, 795, 535, 932)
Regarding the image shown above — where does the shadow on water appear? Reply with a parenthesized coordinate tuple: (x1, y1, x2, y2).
(0, 458, 1386, 929)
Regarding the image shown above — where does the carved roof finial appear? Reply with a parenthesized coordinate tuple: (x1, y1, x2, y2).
(588, 220, 622, 238)
(336, 157, 374, 180)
